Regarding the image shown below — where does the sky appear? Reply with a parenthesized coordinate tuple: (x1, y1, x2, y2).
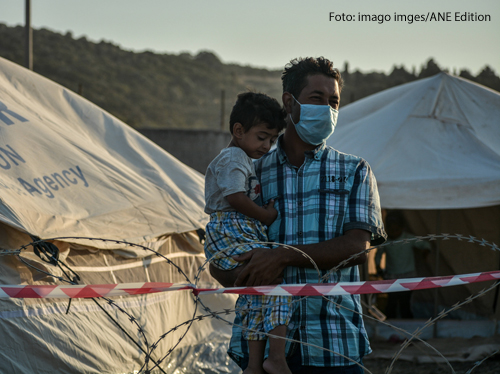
(0, 0, 499, 75)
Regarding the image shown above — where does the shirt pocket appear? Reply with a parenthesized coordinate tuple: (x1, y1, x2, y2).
(314, 188, 349, 236)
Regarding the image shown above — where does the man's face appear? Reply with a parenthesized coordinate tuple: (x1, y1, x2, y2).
(297, 74, 340, 109)
(287, 74, 340, 124)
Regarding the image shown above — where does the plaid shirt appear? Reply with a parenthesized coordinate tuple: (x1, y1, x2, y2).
(228, 136, 386, 367)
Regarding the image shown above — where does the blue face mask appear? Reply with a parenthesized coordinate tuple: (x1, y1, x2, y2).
(290, 96, 338, 145)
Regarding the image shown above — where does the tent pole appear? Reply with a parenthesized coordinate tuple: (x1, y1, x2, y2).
(432, 210, 441, 338)
(24, 0, 33, 70)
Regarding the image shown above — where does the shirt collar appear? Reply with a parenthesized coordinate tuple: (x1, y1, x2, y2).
(276, 135, 327, 164)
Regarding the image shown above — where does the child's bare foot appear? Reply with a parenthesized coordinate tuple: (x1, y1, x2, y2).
(263, 356, 292, 374)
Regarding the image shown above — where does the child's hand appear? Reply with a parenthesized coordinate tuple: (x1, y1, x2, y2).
(262, 199, 278, 226)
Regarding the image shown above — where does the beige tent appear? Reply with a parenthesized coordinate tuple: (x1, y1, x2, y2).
(0, 56, 237, 373)
(327, 73, 500, 319)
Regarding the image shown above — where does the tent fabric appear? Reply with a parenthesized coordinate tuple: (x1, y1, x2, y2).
(403, 207, 500, 320)
(0, 56, 207, 248)
(328, 73, 500, 319)
(328, 72, 500, 210)
(0, 224, 238, 373)
(0, 58, 238, 373)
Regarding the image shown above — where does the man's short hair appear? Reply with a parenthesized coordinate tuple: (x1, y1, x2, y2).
(229, 92, 286, 134)
(281, 57, 344, 97)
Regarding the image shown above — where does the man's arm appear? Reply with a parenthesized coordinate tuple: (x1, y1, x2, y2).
(209, 262, 283, 288)
(209, 264, 245, 288)
(233, 229, 370, 286)
(208, 229, 370, 287)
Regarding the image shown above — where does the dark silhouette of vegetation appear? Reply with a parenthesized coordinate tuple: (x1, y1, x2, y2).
(1, 24, 498, 129)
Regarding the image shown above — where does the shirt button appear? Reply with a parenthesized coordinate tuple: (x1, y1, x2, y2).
(298, 231, 303, 236)
(298, 200, 302, 206)
(298, 171, 303, 177)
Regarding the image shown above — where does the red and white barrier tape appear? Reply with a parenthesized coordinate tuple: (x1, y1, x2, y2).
(1, 270, 499, 299)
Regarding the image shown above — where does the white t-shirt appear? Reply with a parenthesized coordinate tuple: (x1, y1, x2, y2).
(204, 147, 262, 214)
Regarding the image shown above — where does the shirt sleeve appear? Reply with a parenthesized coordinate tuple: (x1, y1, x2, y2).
(343, 159, 387, 245)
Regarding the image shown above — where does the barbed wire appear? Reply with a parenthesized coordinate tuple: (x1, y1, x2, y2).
(1, 233, 499, 373)
(15, 248, 160, 373)
(196, 232, 500, 374)
(466, 347, 500, 374)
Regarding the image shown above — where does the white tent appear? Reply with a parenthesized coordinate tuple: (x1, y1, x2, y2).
(329, 72, 500, 209)
(0, 57, 237, 373)
(0, 57, 207, 245)
(328, 73, 500, 319)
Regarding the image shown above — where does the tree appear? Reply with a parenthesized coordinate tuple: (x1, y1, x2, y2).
(419, 58, 441, 78)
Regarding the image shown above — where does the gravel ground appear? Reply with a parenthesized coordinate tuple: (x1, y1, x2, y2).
(364, 357, 500, 374)
(363, 336, 500, 374)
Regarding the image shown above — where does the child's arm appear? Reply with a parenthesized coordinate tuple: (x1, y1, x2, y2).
(226, 192, 277, 227)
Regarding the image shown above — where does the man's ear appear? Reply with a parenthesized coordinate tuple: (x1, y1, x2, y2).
(233, 122, 245, 139)
(282, 92, 293, 115)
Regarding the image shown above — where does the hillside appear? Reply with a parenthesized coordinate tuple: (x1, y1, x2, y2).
(0, 24, 282, 130)
(1, 24, 499, 130)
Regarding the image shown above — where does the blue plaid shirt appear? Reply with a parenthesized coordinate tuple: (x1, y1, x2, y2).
(228, 136, 386, 367)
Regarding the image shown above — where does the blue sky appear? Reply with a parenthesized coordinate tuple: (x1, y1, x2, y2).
(1, 0, 499, 74)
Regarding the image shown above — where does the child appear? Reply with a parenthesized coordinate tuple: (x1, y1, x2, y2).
(204, 92, 291, 374)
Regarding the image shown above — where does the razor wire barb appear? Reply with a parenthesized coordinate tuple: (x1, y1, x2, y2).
(3, 233, 500, 373)
(154, 231, 500, 374)
(386, 279, 500, 374)
(15, 236, 195, 374)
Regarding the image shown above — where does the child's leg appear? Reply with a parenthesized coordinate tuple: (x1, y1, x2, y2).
(263, 325, 292, 374)
(261, 294, 293, 374)
(241, 294, 267, 374)
(243, 340, 266, 374)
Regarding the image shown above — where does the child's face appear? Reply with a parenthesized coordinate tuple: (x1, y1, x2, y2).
(234, 122, 280, 159)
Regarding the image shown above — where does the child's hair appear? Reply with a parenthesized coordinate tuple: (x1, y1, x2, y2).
(229, 92, 286, 134)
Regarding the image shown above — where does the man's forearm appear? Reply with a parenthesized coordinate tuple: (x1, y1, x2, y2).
(231, 229, 371, 287)
(277, 229, 370, 270)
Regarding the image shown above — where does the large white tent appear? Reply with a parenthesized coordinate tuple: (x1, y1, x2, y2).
(328, 73, 500, 319)
(328, 72, 500, 210)
(0, 57, 237, 373)
(0, 57, 207, 246)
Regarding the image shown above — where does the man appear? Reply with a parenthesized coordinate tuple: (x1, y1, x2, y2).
(375, 210, 431, 319)
(210, 57, 386, 373)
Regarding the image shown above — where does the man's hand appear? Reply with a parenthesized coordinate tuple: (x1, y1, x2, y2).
(233, 247, 285, 287)
(208, 254, 283, 288)
(209, 264, 242, 288)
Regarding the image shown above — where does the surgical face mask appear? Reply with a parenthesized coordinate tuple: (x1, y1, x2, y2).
(290, 96, 338, 145)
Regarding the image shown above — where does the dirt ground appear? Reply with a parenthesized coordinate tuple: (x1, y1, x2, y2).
(363, 336, 500, 374)
(364, 358, 500, 374)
